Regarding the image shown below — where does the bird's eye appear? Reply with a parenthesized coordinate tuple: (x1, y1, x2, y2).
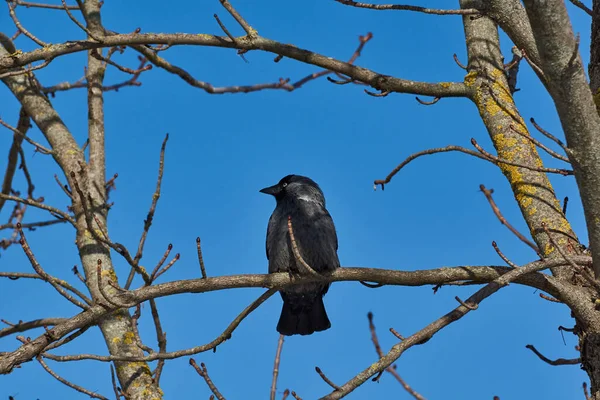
(282, 183, 288, 188)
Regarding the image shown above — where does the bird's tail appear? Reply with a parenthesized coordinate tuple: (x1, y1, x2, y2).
(277, 296, 331, 336)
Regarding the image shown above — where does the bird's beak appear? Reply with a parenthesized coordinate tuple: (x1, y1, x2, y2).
(259, 184, 280, 196)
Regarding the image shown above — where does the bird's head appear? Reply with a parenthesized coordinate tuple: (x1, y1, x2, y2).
(259, 175, 326, 205)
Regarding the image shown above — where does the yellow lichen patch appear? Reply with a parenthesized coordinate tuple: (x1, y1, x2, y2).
(528, 207, 537, 216)
(515, 183, 536, 210)
(101, 268, 118, 282)
(122, 331, 136, 345)
(500, 164, 522, 185)
(112, 336, 122, 344)
(484, 96, 502, 116)
(439, 82, 452, 88)
(544, 242, 556, 256)
(464, 71, 477, 86)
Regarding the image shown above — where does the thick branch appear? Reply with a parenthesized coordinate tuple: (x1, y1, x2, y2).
(522, 0, 600, 277)
(0, 257, 588, 374)
(460, 0, 579, 279)
(0, 33, 469, 98)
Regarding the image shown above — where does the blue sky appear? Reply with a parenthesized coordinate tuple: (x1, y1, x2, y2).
(0, 1, 593, 399)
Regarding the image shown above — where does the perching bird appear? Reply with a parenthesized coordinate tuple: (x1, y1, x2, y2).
(260, 174, 340, 336)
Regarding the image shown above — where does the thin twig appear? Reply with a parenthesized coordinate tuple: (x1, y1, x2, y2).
(152, 253, 180, 281)
(7, 0, 48, 46)
(214, 13, 236, 43)
(197, 237, 207, 279)
(61, 0, 101, 41)
(0, 116, 53, 154)
(150, 244, 173, 280)
(315, 367, 340, 391)
(149, 299, 167, 384)
(15, 0, 79, 9)
(522, 50, 546, 81)
(189, 359, 226, 400)
(37, 356, 108, 399)
(0, 193, 74, 223)
(539, 293, 561, 303)
(530, 118, 568, 152)
(509, 124, 569, 162)
(491, 242, 522, 269)
(367, 313, 425, 399)
(568, 0, 592, 15)
(525, 344, 581, 366)
(45, 289, 277, 362)
(541, 222, 600, 291)
(0, 318, 66, 339)
(334, 0, 479, 15)
(453, 53, 467, 69)
(219, 0, 255, 37)
(415, 96, 440, 105)
(480, 186, 540, 253)
(126, 134, 169, 289)
(270, 334, 285, 400)
(110, 365, 121, 400)
(584, 382, 591, 400)
(18, 225, 90, 309)
(373, 145, 495, 190)
(471, 138, 572, 175)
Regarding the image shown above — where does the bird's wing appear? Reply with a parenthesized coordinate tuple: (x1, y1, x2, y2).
(265, 213, 273, 260)
(291, 206, 340, 272)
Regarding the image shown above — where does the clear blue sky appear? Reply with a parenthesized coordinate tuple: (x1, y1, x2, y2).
(0, 1, 592, 399)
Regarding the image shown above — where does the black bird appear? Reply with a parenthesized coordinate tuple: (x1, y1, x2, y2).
(260, 175, 340, 336)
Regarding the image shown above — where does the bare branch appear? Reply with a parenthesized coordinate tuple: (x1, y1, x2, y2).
(480, 185, 540, 253)
(320, 255, 571, 399)
(315, 367, 340, 391)
(0, 256, 587, 373)
(189, 359, 226, 400)
(0, 115, 53, 154)
(0, 108, 29, 214)
(270, 334, 285, 400)
(15, 0, 79, 10)
(1, 33, 470, 99)
(125, 133, 169, 289)
(197, 237, 208, 279)
(0, 318, 66, 339)
(522, 0, 600, 277)
(568, 0, 592, 15)
(38, 356, 108, 399)
(218, 0, 255, 37)
(44, 289, 277, 362)
(373, 145, 491, 190)
(471, 138, 572, 176)
(7, 0, 48, 47)
(18, 224, 91, 309)
(367, 313, 425, 399)
(509, 124, 569, 163)
(334, 0, 479, 15)
(525, 344, 581, 366)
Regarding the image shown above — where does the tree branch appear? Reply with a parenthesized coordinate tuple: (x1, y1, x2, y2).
(0, 33, 470, 99)
(0, 256, 588, 374)
(522, 0, 600, 277)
